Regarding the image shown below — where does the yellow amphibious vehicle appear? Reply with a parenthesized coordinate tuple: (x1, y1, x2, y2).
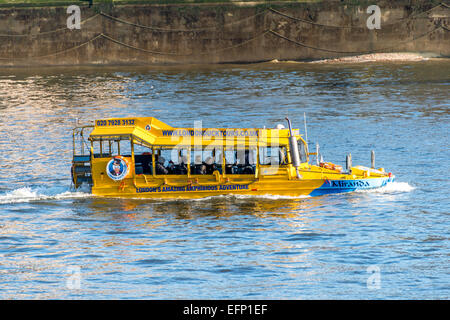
(71, 117, 394, 198)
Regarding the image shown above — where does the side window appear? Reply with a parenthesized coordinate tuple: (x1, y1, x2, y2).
(134, 143, 153, 175)
(298, 140, 308, 163)
(118, 140, 132, 157)
(191, 148, 222, 175)
(259, 147, 270, 165)
(93, 139, 132, 158)
(155, 148, 188, 175)
(259, 146, 288, 166)
(92, 140, 102, 158)
(225, 148, 256, 174)
(92, 140, 115, 158)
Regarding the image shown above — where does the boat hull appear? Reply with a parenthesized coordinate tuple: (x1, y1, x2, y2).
(90, 176, 395, 199)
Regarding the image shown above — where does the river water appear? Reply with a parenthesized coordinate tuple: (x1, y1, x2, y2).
(0, 60, 448, 299)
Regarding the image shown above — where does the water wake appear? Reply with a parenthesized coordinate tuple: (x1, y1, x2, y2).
(356, 181, 415, 194)
(0, 182, 413, 204)
(0, 186, 92, 204)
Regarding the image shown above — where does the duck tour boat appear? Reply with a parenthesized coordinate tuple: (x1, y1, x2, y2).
(71, 117, 395, 199)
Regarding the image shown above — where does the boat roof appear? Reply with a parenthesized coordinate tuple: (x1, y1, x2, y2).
(89, 117, 304, 147)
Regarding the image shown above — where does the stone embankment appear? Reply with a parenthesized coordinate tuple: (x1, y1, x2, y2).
(0, 0, 448, 66)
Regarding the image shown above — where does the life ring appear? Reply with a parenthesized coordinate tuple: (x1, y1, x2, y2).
(106, 156, 131, 181)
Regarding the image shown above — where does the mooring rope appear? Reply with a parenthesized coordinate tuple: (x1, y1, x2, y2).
(268, 8, 355, 29)
(100, 3, 449, 33)
(0, 2, 447, 37)
(0, 14, 99, 37)
(0, 23, 445, 60)
(101, 30, 269, 56)
(268, 22, 444, 55)
(100, 33, 182, 56)
(0, 3, 447, 60)
(99, 10, 266, 32)
(268, 3, 449, 29)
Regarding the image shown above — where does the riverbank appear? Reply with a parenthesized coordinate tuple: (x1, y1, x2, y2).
(307, 52, 438, 63)
(0, 0, 448, 66)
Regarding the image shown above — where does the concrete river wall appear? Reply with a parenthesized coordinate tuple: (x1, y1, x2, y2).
(0, 0, 449, 66)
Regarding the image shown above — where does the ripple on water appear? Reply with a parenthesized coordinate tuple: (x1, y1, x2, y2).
(0, 62, 448, 299)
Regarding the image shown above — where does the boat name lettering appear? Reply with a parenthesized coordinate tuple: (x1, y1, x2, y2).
(331, 180, 370, 187)
(96, 119, 135, 126)
(135, 184, 249, 193)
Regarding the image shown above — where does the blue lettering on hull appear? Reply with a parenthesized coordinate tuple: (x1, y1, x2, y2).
(309, 177, 393, 197)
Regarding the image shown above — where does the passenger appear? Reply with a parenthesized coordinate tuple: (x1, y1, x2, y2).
(192, 155, 203, 174)
(279, 148, 287, 165)
(242, 165, 254, 174)
(205, 157, 215, 174)
(179, 156, 188, 174)
(167, 160, 175, 174)
(155, 156, 168, 175)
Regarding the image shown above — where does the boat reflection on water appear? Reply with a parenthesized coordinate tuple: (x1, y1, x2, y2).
(71, 194, 334, 221)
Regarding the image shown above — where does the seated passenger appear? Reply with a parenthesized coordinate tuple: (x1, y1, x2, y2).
(167, 160, 175, 174)
(242, 165, 254, 174)
(192, 155, 204, 174)
(235, 152, 249, 174)
(204, 157, 216, 174)
(178, 156, 188, 175)
(155, 156, 168, 175)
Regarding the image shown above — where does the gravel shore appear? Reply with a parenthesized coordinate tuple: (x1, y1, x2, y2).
(268, 53, 440, 64)
(309, 53, 430, 63)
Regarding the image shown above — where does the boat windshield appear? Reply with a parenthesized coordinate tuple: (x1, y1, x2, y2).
(298, 140, 308, 163)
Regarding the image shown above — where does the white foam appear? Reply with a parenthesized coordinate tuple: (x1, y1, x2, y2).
(0, 186, 92, 204)
(1, 182, 412, 204)
(356, 181, 415, 194)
